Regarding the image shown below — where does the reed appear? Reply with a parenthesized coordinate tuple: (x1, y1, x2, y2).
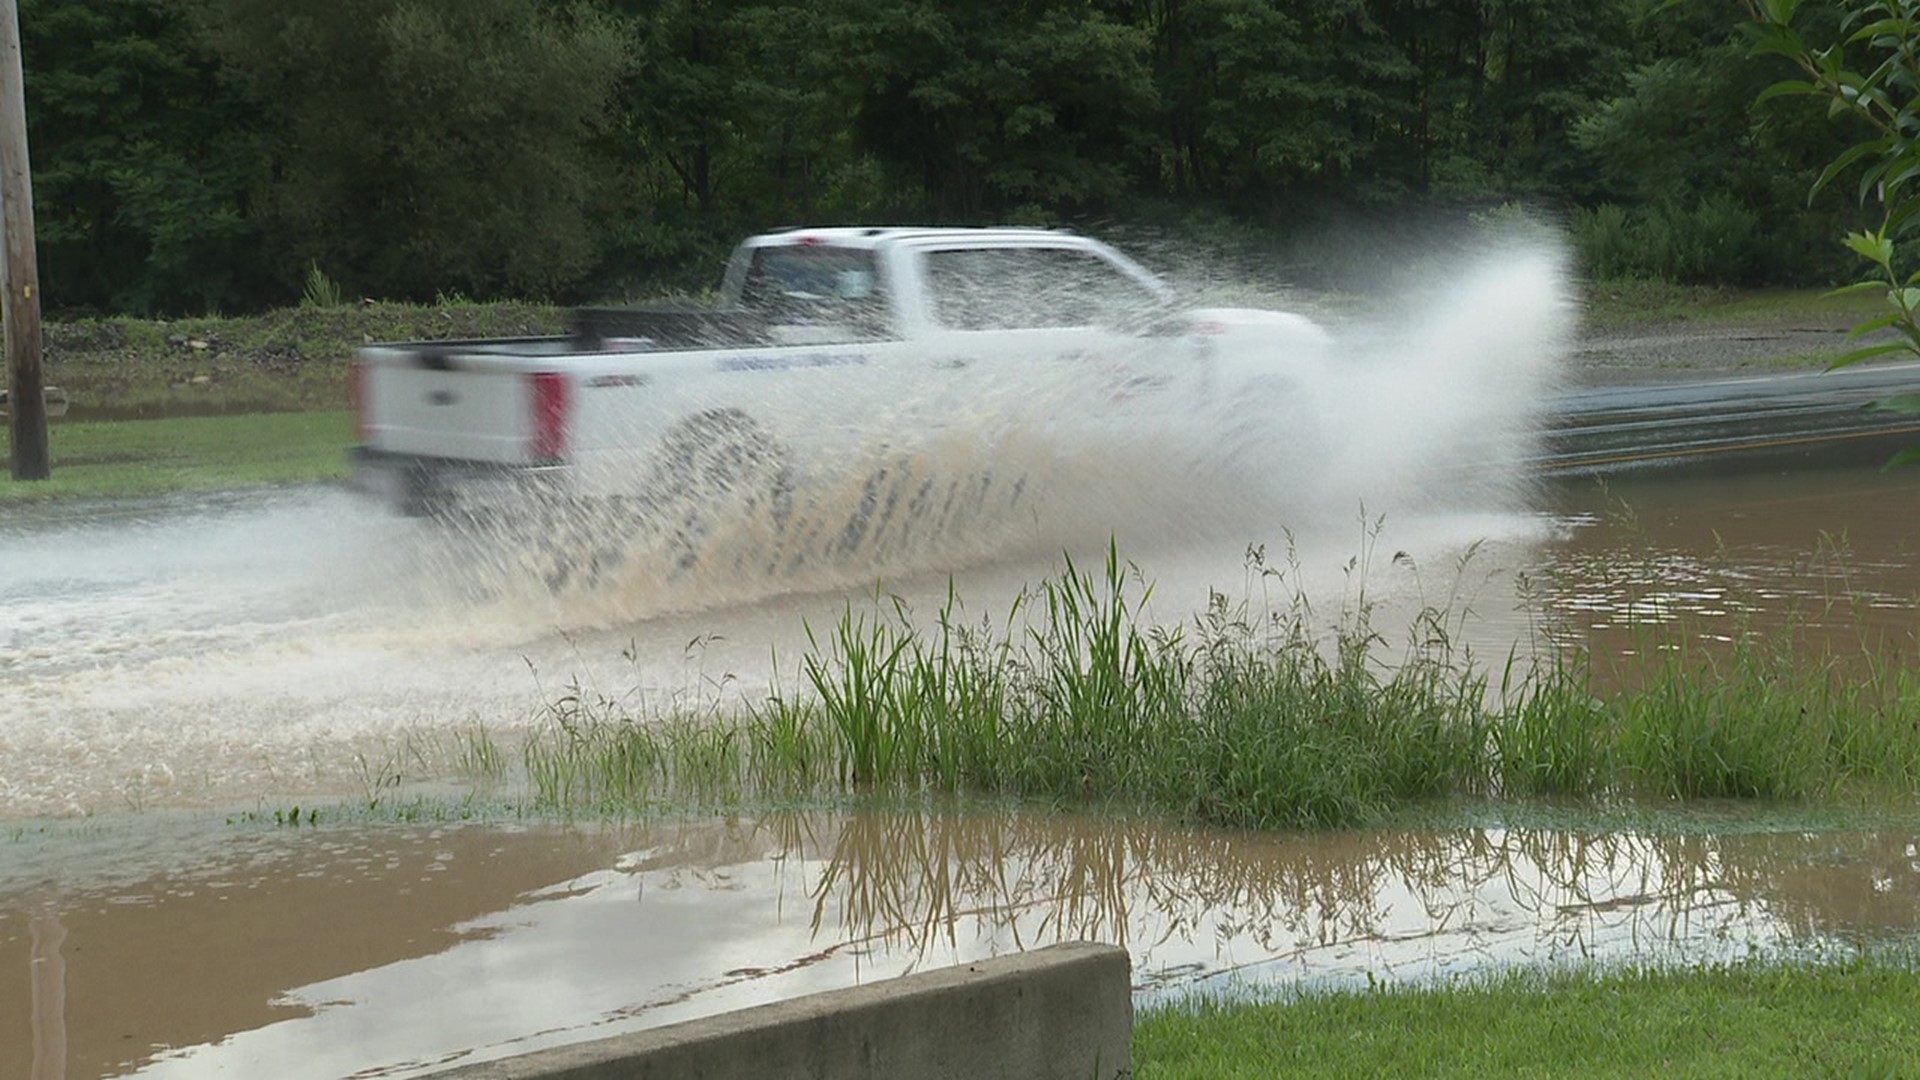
(498, 542, 1920, 827)
(511, 544, 1493, 826)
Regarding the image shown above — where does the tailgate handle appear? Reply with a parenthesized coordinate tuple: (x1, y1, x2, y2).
(427, 390, 459, 406)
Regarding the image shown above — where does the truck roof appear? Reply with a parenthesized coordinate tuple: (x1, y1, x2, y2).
(743, 226, 1084, 251)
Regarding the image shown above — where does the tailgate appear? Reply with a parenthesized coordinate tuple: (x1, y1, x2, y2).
(355, 345, 572, 466)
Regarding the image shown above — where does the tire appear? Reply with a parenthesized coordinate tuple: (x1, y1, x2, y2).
(1212, 376, 1324, 488)
(639, 409, 793, 576)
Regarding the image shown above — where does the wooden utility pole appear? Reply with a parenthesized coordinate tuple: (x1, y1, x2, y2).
(0, 0, 45, 480)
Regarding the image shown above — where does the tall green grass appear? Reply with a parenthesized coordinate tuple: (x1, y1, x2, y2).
(1510, 648, 1920, 803)
(510, 544, 1920, 827)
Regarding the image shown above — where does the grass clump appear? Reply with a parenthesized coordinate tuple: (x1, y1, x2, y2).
(1186, 595, 1488, 827)
(518, 543, 1496, 827)
(1494, 655, 1609, 798)
(1512, 633, 1920, 804)
(1615, 656, 1826, 801)
(301, 262, 345, 309)
(508, 541, 1920, 827)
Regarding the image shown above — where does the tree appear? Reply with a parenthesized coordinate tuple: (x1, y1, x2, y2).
(589, 0, 885, 289)
(21, 0, 265, 314)
(835, 0, 1159, 218)
(1144, 0, 1382, 200)
(1744, 0, 1920, 464)
(1468, 0, 1638, 197)
(189, 0, 633, 301)
(1559, 0, 1860, 284)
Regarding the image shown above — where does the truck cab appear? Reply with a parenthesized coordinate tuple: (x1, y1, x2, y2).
(714, 227, 1174, 344)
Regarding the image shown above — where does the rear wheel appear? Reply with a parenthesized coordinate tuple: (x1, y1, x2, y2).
(640, 409, 793, 576)
(494, 412, 791, 593)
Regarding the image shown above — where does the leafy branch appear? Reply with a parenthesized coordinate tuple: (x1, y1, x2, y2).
(1742, 0, 1920, 465)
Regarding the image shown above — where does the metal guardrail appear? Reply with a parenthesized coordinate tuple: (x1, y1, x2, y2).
(1535, 363, 1920, 473)
(0, 384, 67, 420)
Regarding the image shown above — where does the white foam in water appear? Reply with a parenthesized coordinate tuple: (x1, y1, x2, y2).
(0, 238, 1575, 816)
(1313, 240, 1573, 514)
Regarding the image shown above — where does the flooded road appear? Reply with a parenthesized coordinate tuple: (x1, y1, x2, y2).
(4, 807, 1917, 1079)
(1529, 455, 1920, 661)
(1538, 361, 1920, 472)
(1, 435, 1917, 818)
(3, 301, 1919, 1076)
(0, 475, 1553, 819)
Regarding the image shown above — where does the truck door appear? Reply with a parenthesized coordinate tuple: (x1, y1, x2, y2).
(914, 244, 1195, 439)
(651, 241, 910, 458)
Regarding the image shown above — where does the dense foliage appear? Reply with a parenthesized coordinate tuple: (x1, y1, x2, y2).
(1739, 0, 1920, 465)
(8, 0, 1873, 313)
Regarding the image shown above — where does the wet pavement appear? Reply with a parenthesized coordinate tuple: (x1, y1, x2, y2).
(4, 807, 1918, 1079)
(1538, 362, 1920, 473)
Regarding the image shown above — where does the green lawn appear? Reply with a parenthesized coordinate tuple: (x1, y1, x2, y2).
(0, 411, 353, 502)
(1137, 960, 1920, 1079)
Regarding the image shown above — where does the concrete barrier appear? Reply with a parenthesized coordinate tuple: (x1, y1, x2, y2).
(430, 942, 1131, 1080)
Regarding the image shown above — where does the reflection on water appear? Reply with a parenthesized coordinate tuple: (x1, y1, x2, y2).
(5, 807, 1920, 1079)
(1530, 465, 1920, 660)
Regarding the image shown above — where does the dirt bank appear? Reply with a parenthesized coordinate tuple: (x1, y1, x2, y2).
(38, 302, 566, 416)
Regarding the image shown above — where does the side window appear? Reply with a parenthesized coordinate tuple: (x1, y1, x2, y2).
(739, 245, 894, 340)
(925, 248, 1160, 330)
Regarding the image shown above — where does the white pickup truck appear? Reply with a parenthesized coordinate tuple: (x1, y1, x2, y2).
(351, 227, 1330, 576)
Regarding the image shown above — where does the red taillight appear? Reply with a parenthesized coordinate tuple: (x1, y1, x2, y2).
(529, 372, 571, 462)
(348, 360, 368, 441)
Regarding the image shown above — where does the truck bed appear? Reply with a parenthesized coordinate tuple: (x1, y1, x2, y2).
(376, 306, 773, 366)
(351, 300, 880, 495)
(573, 305, 768, 351)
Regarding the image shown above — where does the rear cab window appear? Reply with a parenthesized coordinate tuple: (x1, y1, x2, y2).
(738, 244, 897, 342)
(922, 246, 1164, 331)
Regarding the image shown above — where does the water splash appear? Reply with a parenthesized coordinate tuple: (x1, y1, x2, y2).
(447, 237, 1576, 623)
(0, 238, 1575, 814)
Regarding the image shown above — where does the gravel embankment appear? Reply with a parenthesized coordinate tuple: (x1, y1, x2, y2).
(1571, 311, 1868, 385)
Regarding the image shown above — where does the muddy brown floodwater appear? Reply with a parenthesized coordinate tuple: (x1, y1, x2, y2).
(4, 807, 1918, 1079)
(1529, 454, 1920, 662)
(0, 450, 1917, 1078)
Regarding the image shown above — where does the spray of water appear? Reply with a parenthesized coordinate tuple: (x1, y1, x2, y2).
(0, 235, 1574, 815)
(444, 233, 1575, 622)
(1307, 237, 1574, 514)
